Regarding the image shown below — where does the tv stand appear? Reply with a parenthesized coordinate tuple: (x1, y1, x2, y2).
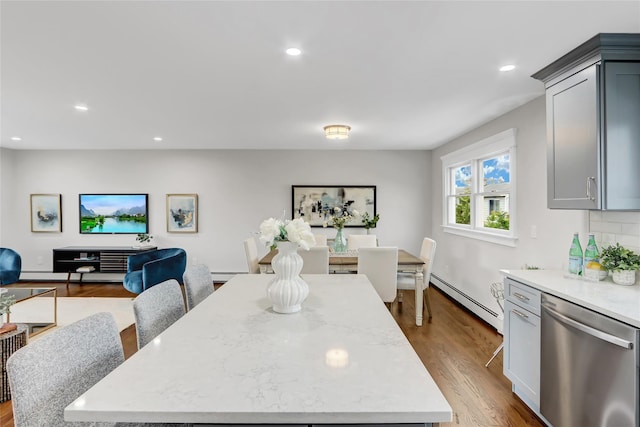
(53, 246, 158, 275)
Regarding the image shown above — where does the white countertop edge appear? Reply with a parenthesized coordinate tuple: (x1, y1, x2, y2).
(65, 410, 454, 424)
(64, 275, 453, 424)
(500, 269, 640, 328)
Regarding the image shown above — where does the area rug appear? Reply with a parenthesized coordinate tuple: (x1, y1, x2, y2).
(6, 297, 135, 340)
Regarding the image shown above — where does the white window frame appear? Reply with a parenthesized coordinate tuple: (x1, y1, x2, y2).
(441, 128, 517, 247)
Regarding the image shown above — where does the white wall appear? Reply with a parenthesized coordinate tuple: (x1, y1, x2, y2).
(0, 149, 431, 280)
(0, 149, 7, 244)
(430, 96, 589, 330)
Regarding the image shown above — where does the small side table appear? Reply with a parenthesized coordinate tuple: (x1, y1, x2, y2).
(1, 323, 27, 402)
(66, 265, 96, 289)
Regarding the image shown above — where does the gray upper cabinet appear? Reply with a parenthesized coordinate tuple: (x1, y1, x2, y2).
(545, 64, 599, 209)
(604, 62, 640, 209)
(532, 34, 640, 210)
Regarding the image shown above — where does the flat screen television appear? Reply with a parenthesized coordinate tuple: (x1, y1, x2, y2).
(79, 194, 149, 234)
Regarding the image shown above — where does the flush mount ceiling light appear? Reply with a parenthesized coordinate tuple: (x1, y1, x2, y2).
(323, 124, 351, 140)
(286, 47, 302, 56)
(10, 136, 22, 141)
(74, 104, 89, 111)
(153, 136, 163, 142)
(500, 64, 516, 72)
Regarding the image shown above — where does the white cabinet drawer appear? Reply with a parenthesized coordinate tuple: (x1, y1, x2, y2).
(505, 277, 541, 316)
(503, 299, 541, 410)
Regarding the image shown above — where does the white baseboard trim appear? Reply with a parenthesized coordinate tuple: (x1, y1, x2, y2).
(431, 273, 503, 333)
(19, 271, 125, 283)
(18, 271, 241, 284)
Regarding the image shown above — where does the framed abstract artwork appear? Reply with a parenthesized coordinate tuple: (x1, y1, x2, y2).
(291, 185, 376, 227)
(30, 194, 62, 232)
(166, 194, 198, 233)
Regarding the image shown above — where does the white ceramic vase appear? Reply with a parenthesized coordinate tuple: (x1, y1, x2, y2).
(267, 241, 309, 313)
(612, 270, 636, 286)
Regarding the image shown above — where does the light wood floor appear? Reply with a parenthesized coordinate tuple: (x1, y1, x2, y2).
(0, 281, 544, 427)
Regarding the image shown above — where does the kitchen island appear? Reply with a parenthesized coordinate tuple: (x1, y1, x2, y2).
(65, 274, 452, 425)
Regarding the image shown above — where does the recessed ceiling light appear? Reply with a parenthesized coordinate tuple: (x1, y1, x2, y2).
(153, 137, 163, 142)
(286, 47, 302, 56)
(500, 64, 516, 72)
(10, 136, 21, 141)
(74, 104, 89, 111)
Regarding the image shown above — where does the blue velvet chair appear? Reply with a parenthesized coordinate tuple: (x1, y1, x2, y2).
(123, 248, 187, 294)
(0, 248, 22, 285)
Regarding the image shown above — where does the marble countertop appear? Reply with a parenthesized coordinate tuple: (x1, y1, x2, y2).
(500, 269, 640, 328)
(65, 274, 452, 424)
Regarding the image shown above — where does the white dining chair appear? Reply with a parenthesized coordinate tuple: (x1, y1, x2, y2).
(244, 237, 260, 274)
(183, 264, 214, 311)
(298, 246, 330, 274)
(358, 247, 398, 308)
(397, 237, 436, 321)
(347, 234, 378, 250)
(133, 279, 186, 349)
(313, 233, 328, 246)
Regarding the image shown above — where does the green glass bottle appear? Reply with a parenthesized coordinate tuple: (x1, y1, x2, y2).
(568, 232, 583, 275)
(584, 234, 600, 266)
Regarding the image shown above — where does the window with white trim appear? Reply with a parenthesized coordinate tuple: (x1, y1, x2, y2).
(441, 129, 517, 246)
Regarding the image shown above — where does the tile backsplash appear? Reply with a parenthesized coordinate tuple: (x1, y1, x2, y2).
(589, 211, 640, 253)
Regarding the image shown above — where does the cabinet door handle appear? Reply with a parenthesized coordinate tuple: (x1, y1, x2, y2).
(513, 292, 530, 302)
(513, 309, 529, 319)
(586, 177, 596, 200)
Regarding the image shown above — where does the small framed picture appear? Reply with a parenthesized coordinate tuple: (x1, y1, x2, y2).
(166, 194, 198, 233)
(31, 194, 62, 232)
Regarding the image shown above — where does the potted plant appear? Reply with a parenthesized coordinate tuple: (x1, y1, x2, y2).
(600, 243, 640, 285)
(135, 233, 154, 248)
(361, 212, 379, 234)
(0, 288, 17, 333)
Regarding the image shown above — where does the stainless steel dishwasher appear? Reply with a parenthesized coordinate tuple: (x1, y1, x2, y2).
(541, 293, 639, 427)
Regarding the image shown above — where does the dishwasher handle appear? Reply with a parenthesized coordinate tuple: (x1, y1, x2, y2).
(542, 304, 633, 349)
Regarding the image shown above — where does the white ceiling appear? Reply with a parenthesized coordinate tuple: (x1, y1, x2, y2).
(1, 1, 639, 151)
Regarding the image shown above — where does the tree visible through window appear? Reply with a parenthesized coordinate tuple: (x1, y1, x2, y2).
(453, 165, 471, 225)
(456, 196, 470, 225)
(481, 154, 510, 230)
(441, 129, 516, 245)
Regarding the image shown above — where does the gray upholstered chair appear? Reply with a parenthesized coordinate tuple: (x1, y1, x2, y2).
(7, 312, 128, 426)
(358, 247, 398, 309)
(183, 264, 214, 311)
(133, 279, 186, 349)
(0, 247, 22, 285)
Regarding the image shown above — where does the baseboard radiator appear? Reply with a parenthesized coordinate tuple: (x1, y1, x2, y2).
(431, 273, 502, 332)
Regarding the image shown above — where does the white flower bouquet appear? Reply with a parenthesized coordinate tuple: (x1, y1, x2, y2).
(259, 217, 316, 251)
(323, 207, 359, 229)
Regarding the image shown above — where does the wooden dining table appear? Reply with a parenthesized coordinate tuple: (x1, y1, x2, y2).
(259, 248, 428, 326)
